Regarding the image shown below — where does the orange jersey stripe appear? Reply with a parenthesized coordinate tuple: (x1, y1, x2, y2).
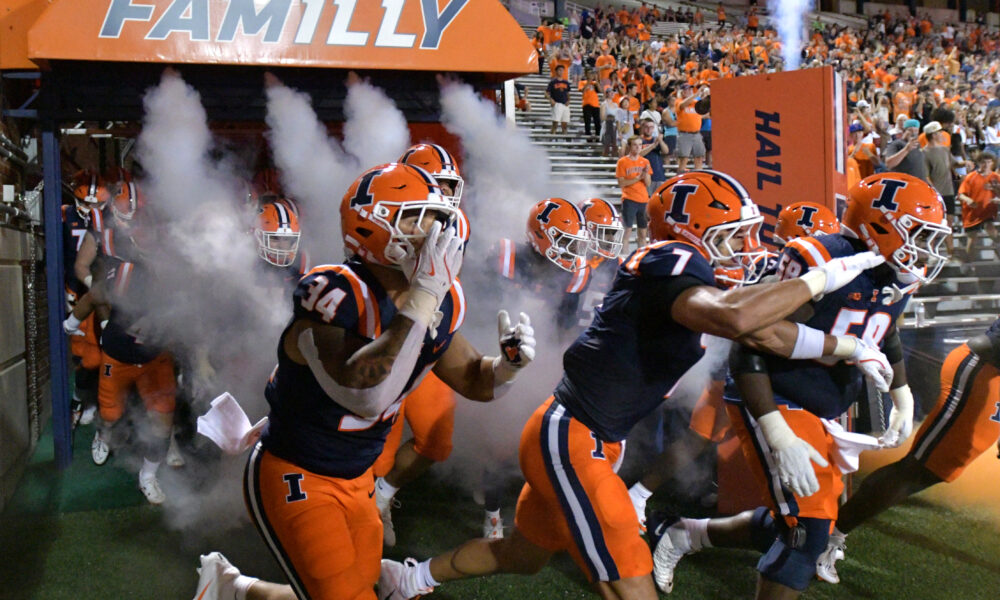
(785, 237, 832, 268)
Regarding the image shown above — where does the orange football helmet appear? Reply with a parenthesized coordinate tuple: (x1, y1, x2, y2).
(648, 170, 766, 286)
(341, 163, 458, 267)
(774, 201, 840, 246)
(580, 198, 624, 259)
(841, 173, 949, 291)
(399, 143, 463, 207)
(111, 181, 144, 225)
(255, 201, 301, 267)
(526, 198, 590, 272)
(71, 170, 111, 218)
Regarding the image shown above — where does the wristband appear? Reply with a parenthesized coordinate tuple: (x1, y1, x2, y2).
(799, 269, 827, 297)
(757, 411, 795, 451)
(398, 288, 439, 329)
(889, 384, 913, 410)
(790, 324, 827, 359)
(491, 356, 519, 399)
(65, 314, 82, 330)
(831, 335, 859, 359)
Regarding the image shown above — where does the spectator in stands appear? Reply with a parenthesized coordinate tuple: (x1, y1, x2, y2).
(717, 3, 727, 29)
(983, 111, 1000, 159)
(923, 120, 960, 256)
(616, 96, 634, 152)
(546, 64, 571, 136)
(624, 82, 641, 129)
(600, 88, 620, 157)
(639, 118, 669, 194)
(581, 71, 601, 142)
(885, 119, 929, 182)
(675, 84, 706, 172)
(532, 31, 546, 75)
(957, 153, 1000, 256)
(568, 42, 584, 85)
(616, 135, 652, 252)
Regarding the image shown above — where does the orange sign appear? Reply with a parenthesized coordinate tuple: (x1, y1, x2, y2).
(0, 0, 50, 70)
(712, 67, 847, 247)
(23, 0, 537, 75)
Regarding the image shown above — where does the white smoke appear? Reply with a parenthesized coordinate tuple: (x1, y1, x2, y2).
(343, 74, 411, 169)
(769, 0, 812, 71)
(132, 70, 291, 532)
(264, 73, 411, 261)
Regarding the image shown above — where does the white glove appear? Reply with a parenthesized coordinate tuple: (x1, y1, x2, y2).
(63, 314, 86, 337)
(494, 310, 536, 381)
(757, 411, 829, 497)
(398, 221, 463, 327)
(879, 385, 914, 448)
(846, 337, 894, 393)
(800, 251, 886, 297)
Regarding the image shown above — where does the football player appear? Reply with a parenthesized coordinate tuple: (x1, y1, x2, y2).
(64, 170, 111, 427)
(575, 198, 625, 328)
(378, 170, 891, 600)
(64, 212, 178, 505)
(193, 163, 533, 600)
(651, 173, 950, 599)
(815, 314, 1000, 584)
(628, 202, 842, 526)
(399, 143, 464, 207)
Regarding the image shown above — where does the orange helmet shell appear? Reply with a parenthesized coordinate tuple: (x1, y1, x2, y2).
(112, 181, 144, 223)
(526, 198, 590, 272)
(399, 144, 463, 207)
(580, 198, 624, 259)
(842, 173, 949, 289)
(774, 201, 840, 245)
(341, 163, 457, 267)
(648, 170, 766, 286)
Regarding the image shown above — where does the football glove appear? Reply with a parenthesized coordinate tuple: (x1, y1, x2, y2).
(758, 411, 828, 497)
(399, 221, 463, 328)
(879, 384, 914, 448)
(63, 314, 86, 337)
(848, 337, 893, 393)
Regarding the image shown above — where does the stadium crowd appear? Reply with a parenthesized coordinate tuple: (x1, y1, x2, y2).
(531, 2, 1000, 257)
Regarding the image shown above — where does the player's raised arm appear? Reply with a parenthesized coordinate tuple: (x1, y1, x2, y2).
(433, 310, 535, 401)
(285, 221, 462, 419)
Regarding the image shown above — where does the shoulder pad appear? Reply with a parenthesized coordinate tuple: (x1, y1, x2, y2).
(623, 240, 714, 284)
(294, 265, 377, 337)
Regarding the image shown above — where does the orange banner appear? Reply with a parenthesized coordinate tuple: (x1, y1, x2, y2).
(0, 0, 49, 70)
(22, 0, 536, 75)
(712, 67, 847, 247)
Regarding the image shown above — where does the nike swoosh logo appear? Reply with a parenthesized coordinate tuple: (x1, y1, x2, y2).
(368, 488, 376, 498)
(654, 521, 669, 537)
(196, 583, 211, 600)
(428, 262, 435, 276)
(433, 340, 448, 354)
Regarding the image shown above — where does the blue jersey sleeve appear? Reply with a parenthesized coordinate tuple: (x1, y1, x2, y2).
(623, 241, 716, 285)
(293, 268, 362, 333)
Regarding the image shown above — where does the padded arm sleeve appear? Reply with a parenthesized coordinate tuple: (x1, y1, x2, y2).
(297, 322, 428, 419)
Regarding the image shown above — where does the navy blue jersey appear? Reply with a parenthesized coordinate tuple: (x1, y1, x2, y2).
(495, 239, 591, 332)
(261, 257, 466, 479)
(554, 240, 718, 442)
(100, 259, 164, 365)
(61, 205, 91, 298)
(759, 234, 910, 419)
(982, 316, 1000, 366)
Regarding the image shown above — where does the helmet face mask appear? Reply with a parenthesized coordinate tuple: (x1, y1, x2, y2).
(704, 213, 766, 286)
(433, 174, 464, 208)
(871, 211, 949, 289)
(73, 171, 111, 218)
(399, 144, 464, 208)
(545, 227, 592, 271)
(378, 202, 459, 264)
(256, 229, 301, 267)
(581, 198, 624, 260)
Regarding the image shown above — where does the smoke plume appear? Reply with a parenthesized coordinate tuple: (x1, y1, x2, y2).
(769, 0, 811, 71)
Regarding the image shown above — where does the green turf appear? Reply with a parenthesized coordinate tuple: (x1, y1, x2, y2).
(3, 428, 1000, 599)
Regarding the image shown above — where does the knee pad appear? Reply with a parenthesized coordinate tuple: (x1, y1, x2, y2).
(756, 517, 831, 591)
(749, 507, 777, 554)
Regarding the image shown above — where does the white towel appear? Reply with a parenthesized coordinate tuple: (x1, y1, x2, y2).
(821, 418, 881, 474)
(196, 392, 268, 455)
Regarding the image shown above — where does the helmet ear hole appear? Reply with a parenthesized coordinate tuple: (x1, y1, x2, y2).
(356, 227, 374, 238)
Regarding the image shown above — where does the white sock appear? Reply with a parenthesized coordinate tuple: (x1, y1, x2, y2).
(415, 558, 440, 589)
(831, 526, 847, 540)
(683, 517, 712, 551)
(485, 508, 501, 522)
(234, 575, 259, 600)
(629, 482, 654, 502)
(375, 476, 399, 500)
(140, 458, 160, 480)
